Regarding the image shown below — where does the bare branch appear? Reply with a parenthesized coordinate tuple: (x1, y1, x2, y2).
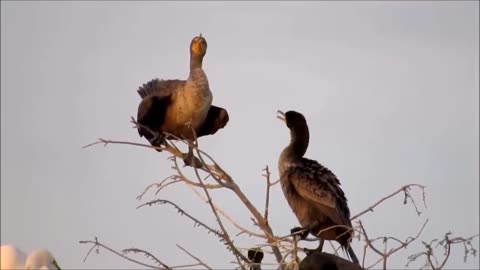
(188, 185, 267, 239)
(351, 184, 426, 220)
(137, 199, 223, 238)
(263, 166, 272, 222)
(122, 248, 171, 269)
(82, 130, 478, 270)
(176, 244, 213, 270)
(407, 232, 479, 270)
(79, 238, 165, 269)
(189, 154, 250, 267)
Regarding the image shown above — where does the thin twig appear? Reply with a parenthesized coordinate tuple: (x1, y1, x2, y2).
(176, 244, 213, 270)
(79, 238, 164, 269)
(351, 184, 426, 220)
(263, 166, 271, 222)
(122, 248, 171, 269)
(189, 154, 249, 268)
(137, 199, 222, 237)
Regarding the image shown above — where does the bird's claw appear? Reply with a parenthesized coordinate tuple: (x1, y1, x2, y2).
(291, 226, 309, 240)
(148, 132, 164, 152)
(303, 248, 316, 256)
(182, 153, 203, 168)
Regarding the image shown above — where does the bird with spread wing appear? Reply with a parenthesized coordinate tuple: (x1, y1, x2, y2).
(136, 34, 229, 166)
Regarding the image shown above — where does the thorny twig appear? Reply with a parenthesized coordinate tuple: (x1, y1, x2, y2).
(122, 248, 171, 269)
(84, 135, 284, 263)
(187, 151, 249, 268)
(188, 184, 267, 239)
(79, 237, 168, 269)
(137, 199, 223, 238)
(351, 184, 426, 220)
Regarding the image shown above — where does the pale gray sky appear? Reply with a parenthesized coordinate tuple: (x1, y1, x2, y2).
(1, 1, 478, 269)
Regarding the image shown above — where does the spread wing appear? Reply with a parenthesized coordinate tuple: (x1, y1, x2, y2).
(137, 78, 184, 99)
(136, 79, 185, 139)
(290, 158, 351, 226)
(196, 105, 230, 137)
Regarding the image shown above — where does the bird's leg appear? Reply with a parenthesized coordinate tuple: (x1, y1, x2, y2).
(148, 132, 164, 152)
(182, 145, 203, 168)
(302, 248, 314, 256)
(149, 132, 162, 146)
(135, 120, 164, 152)
(291, 221, 326, 255)
(290, 226, 310, 240)
(301, 238, 325, 256)
(317, 238, 325, 252)
(182, 121, 203, 168)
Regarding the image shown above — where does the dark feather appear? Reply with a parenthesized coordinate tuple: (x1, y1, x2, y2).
(196, 105, 230, 137)
(291, 158, 350, 222)
(136, 79, 183, 150)
(137, 95, 171, 140)
(137, 78, 184, 99)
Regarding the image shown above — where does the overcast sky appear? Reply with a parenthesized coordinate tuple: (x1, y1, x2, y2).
(1, 1, 479, 269)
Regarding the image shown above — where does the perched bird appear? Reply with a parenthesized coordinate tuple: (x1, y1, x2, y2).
(247, 247, 264, 270)
(136, 34, 229, 165)
(1, 245, 61, 270)
(277, 110, 359, 265)
(299, 249, 363, 270)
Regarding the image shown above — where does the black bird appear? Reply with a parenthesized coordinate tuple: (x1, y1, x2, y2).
(247, 247, 264, 270)
(277, 110, 359, 265)
(300, 249, 363, 270)
(136, 34, 229, 165)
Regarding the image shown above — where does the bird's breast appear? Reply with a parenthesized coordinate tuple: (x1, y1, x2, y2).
(168, 70, 212, 134)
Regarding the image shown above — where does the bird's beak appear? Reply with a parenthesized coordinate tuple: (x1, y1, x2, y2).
(53, 259, 61, 270)
(199, 33, 202, 38)
(277, 110, 286, 122)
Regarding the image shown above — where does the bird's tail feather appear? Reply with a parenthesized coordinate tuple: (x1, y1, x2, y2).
(344, 244, 360, 266)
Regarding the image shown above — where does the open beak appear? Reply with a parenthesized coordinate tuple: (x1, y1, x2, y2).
(277, 110, 286, 122)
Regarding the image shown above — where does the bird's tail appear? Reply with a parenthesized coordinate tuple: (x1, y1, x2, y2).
(343, 244, 360, 266)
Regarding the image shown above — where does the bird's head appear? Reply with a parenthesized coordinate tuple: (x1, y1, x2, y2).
(277, 110, 307, 129)
(25, 249, 61, 270)
(190, 33, 208, 57)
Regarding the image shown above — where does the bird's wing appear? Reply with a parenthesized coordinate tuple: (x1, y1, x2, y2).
(137, 78, 184, 99)
(289, 159, 351, 224)
(290, 172, 337, 209)
(196, 105, 230, 137)
(136, 79, 185, 139)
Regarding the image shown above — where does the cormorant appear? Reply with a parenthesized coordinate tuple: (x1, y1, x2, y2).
(136, 34, 229, 165)
(247, 247, 264, 270)
(277, 110, 359, 265)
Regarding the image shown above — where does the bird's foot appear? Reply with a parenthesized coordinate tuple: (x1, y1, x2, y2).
(182, 152, 203, 168)
(302, 248, 316, 256)
(148, 132, 164, 152)
(291, 226, 309, 240)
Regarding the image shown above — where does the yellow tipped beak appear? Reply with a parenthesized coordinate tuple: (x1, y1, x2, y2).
(192, 41, 201, 54)
(277, 110, 286, 122)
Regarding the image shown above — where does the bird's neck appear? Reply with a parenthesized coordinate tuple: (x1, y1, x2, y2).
(190, 54, 203, 70)
(279, 124, 310, 173)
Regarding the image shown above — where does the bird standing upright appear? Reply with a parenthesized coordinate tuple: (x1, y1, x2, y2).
(136, 34, 229, 166)
(277, 110, 359, 265)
